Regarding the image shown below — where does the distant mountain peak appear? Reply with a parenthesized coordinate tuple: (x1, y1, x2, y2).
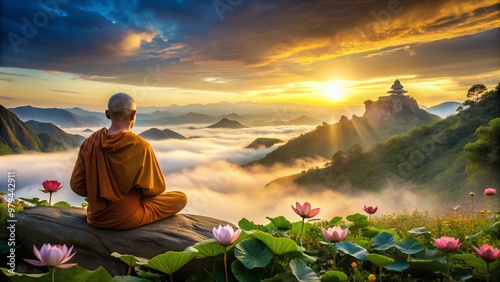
(207, 118, 248, 129)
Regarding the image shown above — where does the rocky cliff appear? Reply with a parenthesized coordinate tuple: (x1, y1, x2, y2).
(363, 95, 432, 123)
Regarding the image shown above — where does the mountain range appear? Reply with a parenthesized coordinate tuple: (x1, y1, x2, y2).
(0, 105, 84, 155)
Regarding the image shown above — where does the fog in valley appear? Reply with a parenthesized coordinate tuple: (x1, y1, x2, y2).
(0, 124, 441, 224)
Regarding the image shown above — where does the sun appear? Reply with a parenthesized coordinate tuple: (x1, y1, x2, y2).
(324, 82, 346, 103)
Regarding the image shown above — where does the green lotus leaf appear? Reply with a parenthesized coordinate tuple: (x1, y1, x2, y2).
(290, 259, 320, 281)
(234, 238, 273, 269)
(335, 241, 369, 261)
(366, 253, 395, 267)
(231, 260, 261, 282)
(395, 237, 423, 254)
(320, 270, 348, 282)
(266, 216, 293, 231)
(250, 231, 303, 255)
(192, 239, 225, 258)
(238, 217, 268, 232)
(144, 248, 198, 275)
(371, 232, 396, 250)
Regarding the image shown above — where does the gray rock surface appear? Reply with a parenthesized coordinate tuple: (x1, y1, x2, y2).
(16, 206, 232, 277)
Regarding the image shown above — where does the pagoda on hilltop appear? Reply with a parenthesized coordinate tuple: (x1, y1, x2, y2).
(386, 79, 408, 96)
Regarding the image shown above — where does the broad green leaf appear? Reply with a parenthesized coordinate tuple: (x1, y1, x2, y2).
(113, 276, 151, 282)
(234, 238, 273, 269)
(238, 218, 268, 232)
(452, 254, 487, 270)
(371, 232, 396, 250)
(193, 239, 225, 258)
(266, 216, 293, 231)
(366, 254, 394, 267)
(250, 231, 303, 255)
(53, 201, 71, 207)
(231, 260, 261, 282)
(289, 259, 320, 281)
(329, 216, 343, 225)
(289, 252, 318, 264)
(335, 241, 369, 261)
(395, 237, 423, 254)
(19, 197, 49, 206)
(111, 252, 149, 266)
(346, 213, 367, 222)
(413, 249, 441, 260)
(1, 266, 114, 282)
(385, 256, 410, 272)
(320, 270, 348, 282)
(144, 248, 198, 275)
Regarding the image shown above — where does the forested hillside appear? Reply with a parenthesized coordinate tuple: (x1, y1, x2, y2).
(246, 95, 440, 166)
(271, 86, 500, 199)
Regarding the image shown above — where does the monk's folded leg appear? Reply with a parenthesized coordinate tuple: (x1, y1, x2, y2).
(139, 191, 188, 225)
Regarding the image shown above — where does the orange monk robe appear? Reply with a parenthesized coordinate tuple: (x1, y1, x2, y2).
(70, 128, 187, 230)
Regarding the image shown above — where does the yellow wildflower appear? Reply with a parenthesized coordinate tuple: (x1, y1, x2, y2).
(368, 274, 376, 282)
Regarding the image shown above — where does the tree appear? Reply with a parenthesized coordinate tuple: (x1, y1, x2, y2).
(347, 143, 363, 162)
(466, 84, 487, 103)
(464, 117, 500, 183)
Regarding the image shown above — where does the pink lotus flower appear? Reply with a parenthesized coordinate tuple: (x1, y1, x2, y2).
(291, 202, 320, 219)
(473, 244, 500, 262)
(41, 180, 62, 193)
(433, 236, 461, 253)
(484, 188, 497, 196)
(24, 244, 76, 269)
(321, 226, 349, 243)
(363, 205, 378, 214)
(213, 225, 241, 247)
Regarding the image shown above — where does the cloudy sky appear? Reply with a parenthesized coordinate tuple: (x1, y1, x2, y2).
(0, 0, 498, 111)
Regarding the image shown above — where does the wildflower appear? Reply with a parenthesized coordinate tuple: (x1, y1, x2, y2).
(433, 236, 461, 253)
(470, 192, 475, 197)
(363, 205, 378, 214)
(368, 274, 376, 282)
(453, 206, 460, 211)
(484, 188, 497, 196)
(24, 244, 76, 269)
(41, 180, 63, 193)
(351, 262, 357, 269)
(321, 226, 348, 243)
(473, 244, 500, 263)
(213, 224, 241, 247)
(291, 202, 320, 219)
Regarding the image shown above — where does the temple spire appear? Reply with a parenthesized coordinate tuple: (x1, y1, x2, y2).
(386, 79, 408, 95)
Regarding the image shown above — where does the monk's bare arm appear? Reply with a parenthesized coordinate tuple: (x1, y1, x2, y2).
(70, 147, 88, 197)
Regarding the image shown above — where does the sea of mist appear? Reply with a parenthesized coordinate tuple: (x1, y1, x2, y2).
(0, 124, 442, 224)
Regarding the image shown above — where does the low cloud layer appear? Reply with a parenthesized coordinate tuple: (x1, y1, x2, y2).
(1, 124, 443, 224)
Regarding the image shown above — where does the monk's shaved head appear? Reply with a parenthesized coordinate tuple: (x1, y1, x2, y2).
(107, 93, 136, 121)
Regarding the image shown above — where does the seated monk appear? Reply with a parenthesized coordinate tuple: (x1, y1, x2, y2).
(70, 93, 187, 230)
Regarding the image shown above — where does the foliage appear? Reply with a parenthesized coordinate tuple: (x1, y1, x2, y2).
(2, 206, 500, 281)
(465, 117, 500, 183)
